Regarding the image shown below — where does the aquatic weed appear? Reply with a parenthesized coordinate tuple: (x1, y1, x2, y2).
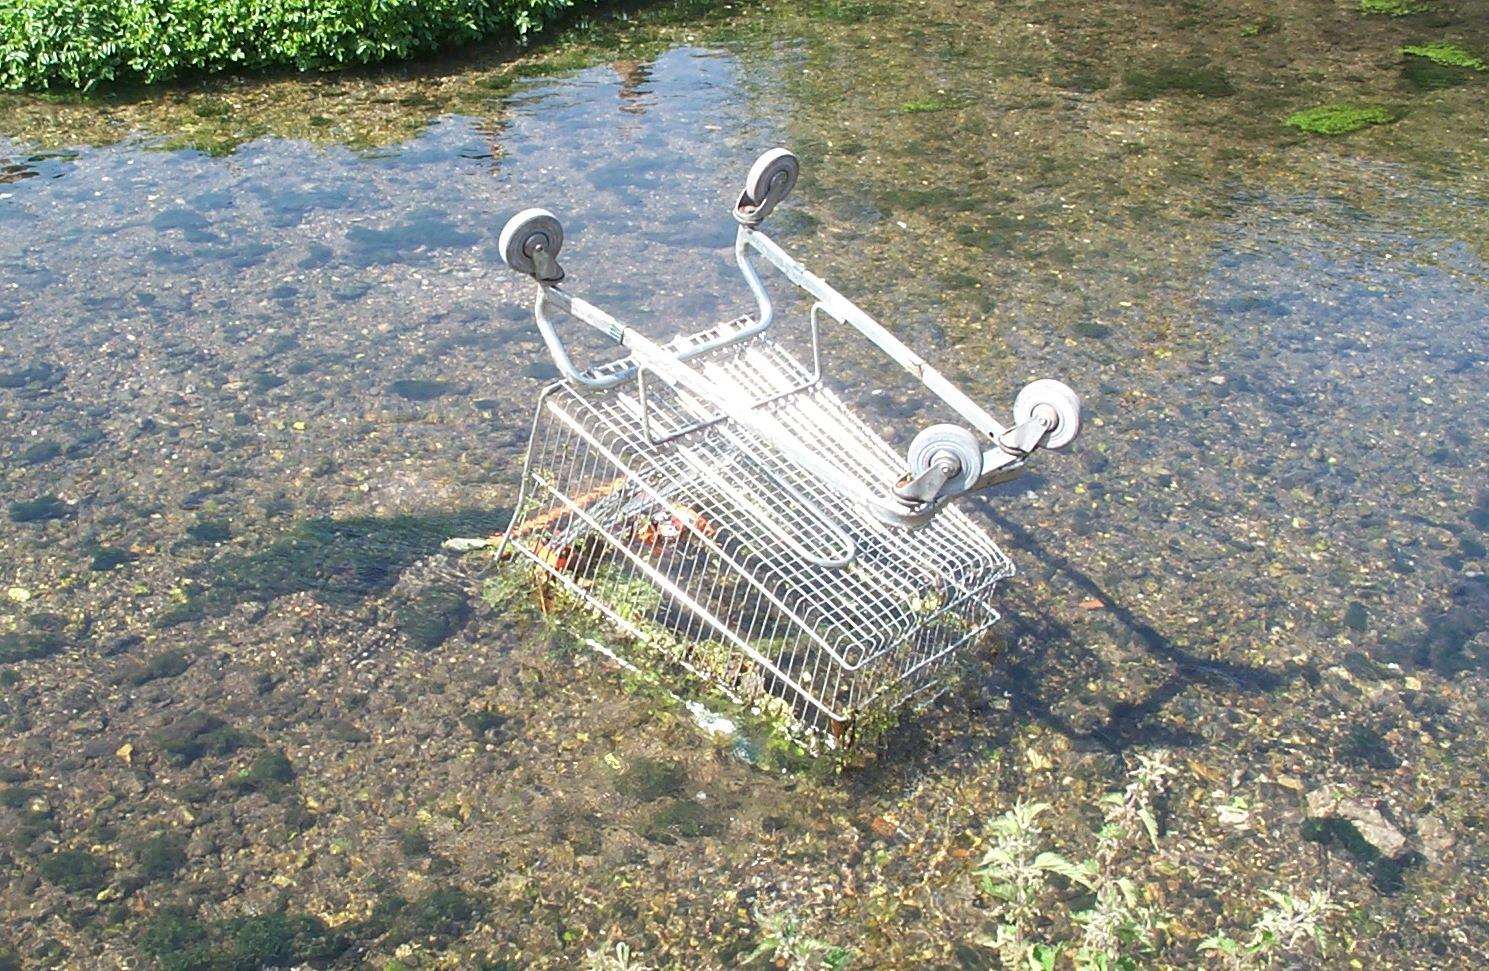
(584, 941, 653, 971)
(1120, 59, 1234, 100)
(37, 848, 111, 892)
(745, 907, 853, 970)
(1199, 890, 1340, 967)
(1284, 104, 1396, 135)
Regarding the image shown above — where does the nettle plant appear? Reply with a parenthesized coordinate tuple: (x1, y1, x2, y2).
(972, 752, 1339, 969)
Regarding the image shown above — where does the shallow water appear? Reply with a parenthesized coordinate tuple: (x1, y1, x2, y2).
(2, 0, 1489, 966)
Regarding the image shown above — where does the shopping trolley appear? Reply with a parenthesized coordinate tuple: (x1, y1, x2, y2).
(495, 149, 1081, 748)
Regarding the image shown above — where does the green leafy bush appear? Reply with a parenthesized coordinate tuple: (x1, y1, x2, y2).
(0, 0, 588, 91)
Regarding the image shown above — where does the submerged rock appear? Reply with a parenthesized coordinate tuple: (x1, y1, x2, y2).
(1305, 784, 1408, 858)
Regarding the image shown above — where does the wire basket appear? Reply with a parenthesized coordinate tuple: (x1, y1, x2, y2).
(495, 150, 1080, 747)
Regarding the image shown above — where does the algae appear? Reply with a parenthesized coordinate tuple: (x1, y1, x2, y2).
(1401, 42, 1487, 72)
(1284, 104, 1396, 135)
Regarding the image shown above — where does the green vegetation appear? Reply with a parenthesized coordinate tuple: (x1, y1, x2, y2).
(136, 832, 188, 880)
(1119, 59, 1234, 100)
(228, 749, 295, 794)
(616, 756, 688, 801)
(0, 632, 64, 665)
(1285, 104, 1396, 135)
(142, 905, 349, 971)
(37, 848, 111, 893)
(7, 496, 72, 523)
(744, 908, 853, 970)
(969, 754, 1341, 969)
(1402, 42, 1487, 71)
(154, 711, 260, 765)
(0, 0, 594, 91)
(1360, 0, 1425, 14)
(901, 97, 957, 113)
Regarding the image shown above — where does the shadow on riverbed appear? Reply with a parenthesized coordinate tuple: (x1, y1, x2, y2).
(160, 509, 509, 626)
(980, 512, 1299, 754)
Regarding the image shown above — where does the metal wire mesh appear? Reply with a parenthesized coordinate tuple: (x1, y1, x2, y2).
(501, 316, 1013, 745)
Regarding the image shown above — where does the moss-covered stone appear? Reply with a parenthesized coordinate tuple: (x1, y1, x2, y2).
(640, 798, 723, 844)
(136, 832, 188, 880)
(7, 496, 73, 523)
(395, 583, 472, 651)
(0, 632, 64, 665)
(617, 756, 689, 801)
(228, 749, 295, 793)
(141, 905, 348, 971)
(37, 848, 111, 893)
(1120, 59, 1234, 100)
(154, 711, 260, 765)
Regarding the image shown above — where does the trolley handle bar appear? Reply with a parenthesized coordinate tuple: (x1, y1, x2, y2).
(738, 226, 1010, 442)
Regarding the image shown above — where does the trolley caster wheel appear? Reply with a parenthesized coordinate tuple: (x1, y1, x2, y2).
(735, 148, 799, 225)
(1013, 379, 1082, 450)
(499, 207, 565, 281)
(903, 423, 984, 501)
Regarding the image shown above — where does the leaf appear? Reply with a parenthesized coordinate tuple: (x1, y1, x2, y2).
(1137, 807, 1160, 848)
(1033, 852, 1099, 891)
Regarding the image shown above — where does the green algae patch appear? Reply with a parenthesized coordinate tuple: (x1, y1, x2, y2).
(1361, 0, 1427, 14)
(1402, 43, 1487, 72)
(1285, 104, 1396, 135)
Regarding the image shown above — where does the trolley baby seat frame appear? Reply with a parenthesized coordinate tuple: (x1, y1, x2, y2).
(496, 148, 1081, 748)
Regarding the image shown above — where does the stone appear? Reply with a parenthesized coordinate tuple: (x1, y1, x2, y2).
(1416, 813, 1455, 864)
(1305, 785, 1407, 857)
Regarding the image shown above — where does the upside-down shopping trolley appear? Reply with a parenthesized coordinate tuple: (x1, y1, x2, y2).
(495, 149, 1081, 748)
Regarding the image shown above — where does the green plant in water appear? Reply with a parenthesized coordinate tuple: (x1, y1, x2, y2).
(584, 941, 653, 971)
(1401, 42, 1487, 72)
(1284, 104, 1396, 135)
(901, 97, 957, 113)
(974, 753, 1175, 970)
(1198, 890, 1340, 967)
(745, 907, 853, 970)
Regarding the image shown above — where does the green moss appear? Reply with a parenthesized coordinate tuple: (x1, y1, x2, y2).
(1285, 103, 1396, 135)
(617, 757, 689, 801)
(90, 546, 139, 571)
(154, 711, 260, 765)
(163, 511, 508, 624)
(0, 632, 64, 665)
(1120, 59, 1234, 100)
(228, 749, 295, 793)
(136, 832, 187, 880)
(395, 584, 472, 651)
(901, 97, 957, 113)
(7, 496, 72, 523)
(142, 905, 348, 971)
(640, 798, 723, 844)
(37, 848, 110, 892)
(1402, 42, 1487, 72)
